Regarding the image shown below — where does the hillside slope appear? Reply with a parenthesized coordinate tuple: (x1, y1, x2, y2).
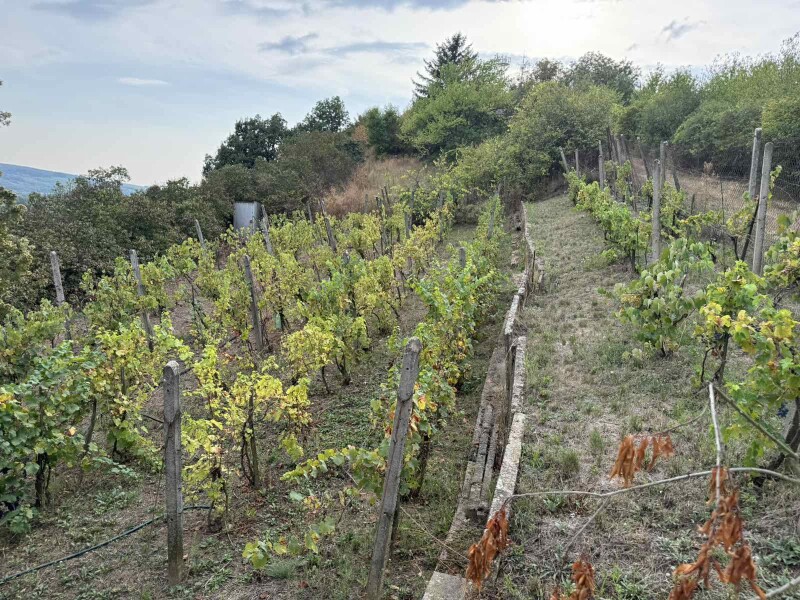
(0, 163, 144, 198)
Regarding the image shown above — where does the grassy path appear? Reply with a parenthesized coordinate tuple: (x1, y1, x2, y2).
(488, 195, 800, 599)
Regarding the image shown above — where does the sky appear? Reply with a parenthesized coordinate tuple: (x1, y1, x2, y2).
(0, 0, 798, 185)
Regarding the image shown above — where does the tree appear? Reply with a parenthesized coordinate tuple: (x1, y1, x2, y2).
(506, 82, 618, 189)
(402, 58, 513, 157)
(0, 186, 32, 315)
(513, 57, 565, 101)
(414, 32, 478, 98)
(0, 81, 9, 127)
(298, 97, 349, 133)
(565, 52, 639, 104)
(618, 69, 700, 146)
(362, 105, 408, 156)
(204, 113, 288, 174)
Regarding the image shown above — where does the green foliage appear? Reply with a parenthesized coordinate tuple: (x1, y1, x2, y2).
(507, 82, 617, 190)
(723, 305, 800, 464)
(203, 113, 288, 173)
(283, 198, 502, 501)
(572, 177, 649, 267)
(413, 32, 478, 98)
(0, 340, 91, 526)
(615, 239, 714, 356)
(297, 96, 350, 134)
(563, 52, 639, 104)
(402, 58, 513, 158)
(694, 262, 770, 383)
(618, 69, 700, 146)
(361, 105, 409, 156)
(0, 185, 33, 315)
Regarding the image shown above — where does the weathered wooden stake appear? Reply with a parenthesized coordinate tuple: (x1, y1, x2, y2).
(752, 142, 774, 275)
(659, 141, 667, 188)
(671, 150, 682, 192)
(194, 219, 206, 249)
(598, 141, 605, 188)
(318, 200, 337, 253)
(575, 149, 580, 177)
(651, 160, 662, 263)
(50, 250, 65, 305)
(50, 250, 72, 339)
(459, 246, 467, 269)
(637, 136, 651, 179)
(129, 249, 154, 350)
(163, 361, 184, 586)
(242, 255, 264, 351)
(747, 127, 763, 202)
(259, 209, 274, 255)
(559, 147, 569, 173)
(365, 338, 422, 600)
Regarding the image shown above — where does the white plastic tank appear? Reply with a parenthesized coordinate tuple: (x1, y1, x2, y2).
(233, 201, 259, 231)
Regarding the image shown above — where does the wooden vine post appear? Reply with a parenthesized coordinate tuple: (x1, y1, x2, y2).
(242, 255, 264, 352)
(129, 249, 154, 351)
(740, 128, 763, 260)
(259, 209, 274, 256)
(598, 141, 605, 188)
(50, 251, 65, 305)
(163, 361, 184, 586)
(459, 246, 467, 269)
(659, 141, 667, 188)
(651, 160, 662, 264)
(637, 136, 651, 179)
(50, 250, 72, 339)
(559, 147, 569, 173)
(575, 149, 580, 177)
(365, 337, 422, 600)
(319, 200, 338, 253)
(194, 219, 206, 249)
(752, 142, 774, 275)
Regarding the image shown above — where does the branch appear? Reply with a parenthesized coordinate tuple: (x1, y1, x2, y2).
(399, 505, 468, 564)
(764, 573, 800, 598)
(709, 383, 723, 506)
(506, 467, 800, 505)
(713, 384, 800, 461)
(559, 498, 610, 568)
(656, 404, 708, 436)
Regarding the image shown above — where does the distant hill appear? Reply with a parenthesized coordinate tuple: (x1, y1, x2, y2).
(0, 163, 145, 199)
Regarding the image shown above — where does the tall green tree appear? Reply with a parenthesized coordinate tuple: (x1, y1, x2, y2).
(403, 58, 512, 157)
(413, 32, 478, 98)
(506, 82, 618, 189)
(203, 113, 288, 174)
(565, 52, 639, 104)
(618, 68, 700, 146)
(298, 96, 349, 133)
(362, 105, 408, 156)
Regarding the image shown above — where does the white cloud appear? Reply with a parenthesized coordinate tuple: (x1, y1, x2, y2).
(117, 77, 169, 86)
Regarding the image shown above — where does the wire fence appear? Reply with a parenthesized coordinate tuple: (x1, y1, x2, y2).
(569, 132, 800, 253)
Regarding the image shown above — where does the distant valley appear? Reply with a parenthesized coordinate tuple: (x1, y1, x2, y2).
(0, 162, 145, 199)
